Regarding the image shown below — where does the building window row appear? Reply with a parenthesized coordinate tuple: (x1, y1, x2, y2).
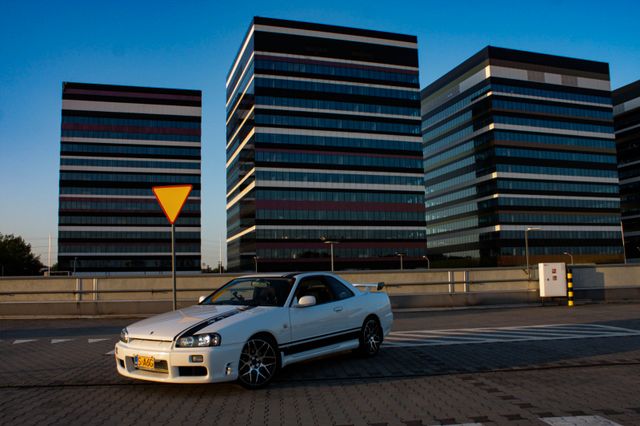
(60, 172, 200, 184)
(500, 246, 623, 256)
(254, 58, 419, 85)
(61, 130, 201, 142)
(257, 247, 424, 259)
(426, 201, 478, 222)
(255, 150, 422, 169)
(256, 189, 423, 204)
(255, 95, 419, 117)
(423, 111, 472, 140)
(425, 156, 475, 181)
(426, 216, 479, 235)
(61, 143, 200, 158)
(493, 197, 619, 209)
(496, 179, 618, 194)
(60, 187, 201, 197)
(59, 200, 200, 212)
(494, 115, 614, 134)
(255, 133, 421, 153)
(493, 130, 615, 150)
(491, 83, 612, 105)
(495, 163, 617, 178)
(426, 186, 477, 208)
(422, 85, 490, 128)
(494, 147, 616, 164)
(426, 172, 476, 194)
(59, 216, 200, 226)
(59, 243, 200, 253)
(60, 158, 200, 170)
(256, 209, 425, 222)
(500, 230, 621, 240)
(493, 99, 612, 121)
(255, 77, 420, 100)
(254, 113, 420, 135)
(256, 228, 426, 240)
(59, 231, 201, 240)
(497, 213, 620, 225)
(62, 116, 201, 129)
(256, 170, 422, 186)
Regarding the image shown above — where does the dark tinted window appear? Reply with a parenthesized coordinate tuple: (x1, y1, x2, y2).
(324, 276, 354, 300)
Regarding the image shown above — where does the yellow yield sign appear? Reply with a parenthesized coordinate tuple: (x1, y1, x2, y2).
(152, 185, 193, 224)
(152, 184, 193, 311)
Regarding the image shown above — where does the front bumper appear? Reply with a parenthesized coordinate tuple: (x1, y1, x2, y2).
(114, 339, 243, 384)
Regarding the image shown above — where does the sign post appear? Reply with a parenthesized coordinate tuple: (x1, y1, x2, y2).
(152, 184, 193, 310)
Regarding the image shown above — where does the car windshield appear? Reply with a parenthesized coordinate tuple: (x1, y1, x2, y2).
(200, 277, 294, 307)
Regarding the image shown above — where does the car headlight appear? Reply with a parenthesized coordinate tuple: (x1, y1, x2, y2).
(176, 333, 221, 347)
(120, 328, 129, 343)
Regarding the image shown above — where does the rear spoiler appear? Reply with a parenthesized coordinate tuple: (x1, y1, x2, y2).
(353, 282, 385, 291)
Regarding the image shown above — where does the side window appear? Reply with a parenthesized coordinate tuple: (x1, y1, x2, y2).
(295, 277, 336, 305)
(324, 276, 354, 300)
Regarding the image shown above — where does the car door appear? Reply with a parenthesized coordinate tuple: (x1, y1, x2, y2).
(288, 276, 345, 349)
(323, 275, 362, 332)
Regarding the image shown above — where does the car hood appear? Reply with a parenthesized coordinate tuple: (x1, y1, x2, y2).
(126, 304, 255, 341)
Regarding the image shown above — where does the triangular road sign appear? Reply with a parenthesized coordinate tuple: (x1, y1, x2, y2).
(152, 185, 193, 224)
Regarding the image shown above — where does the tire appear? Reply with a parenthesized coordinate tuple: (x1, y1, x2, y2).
(356, 316, 383, 357)
(237, 335, 279, 389)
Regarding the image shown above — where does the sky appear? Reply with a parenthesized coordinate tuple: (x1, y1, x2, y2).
(1, 0, 639, 268)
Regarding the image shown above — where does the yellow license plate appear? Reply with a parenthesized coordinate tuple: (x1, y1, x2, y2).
(136, 355, 155, 370)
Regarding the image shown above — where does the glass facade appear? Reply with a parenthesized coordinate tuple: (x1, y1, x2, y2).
(58, 82, 202, 273)
(421, 47, 623, 267)
(613, 80, 640, 262)
(226, 17, 425, 271)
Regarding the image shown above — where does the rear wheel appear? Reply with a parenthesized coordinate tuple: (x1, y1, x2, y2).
(356, 316, 383, 357)
(238, 336, 278, 389)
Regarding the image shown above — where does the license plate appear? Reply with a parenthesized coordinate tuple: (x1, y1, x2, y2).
(135, 355, 155, 370)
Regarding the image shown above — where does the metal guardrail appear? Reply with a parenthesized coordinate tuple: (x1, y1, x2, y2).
(0, 277, 534, 298)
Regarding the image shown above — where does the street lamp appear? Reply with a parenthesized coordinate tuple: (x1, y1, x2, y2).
(253, 256, 259, 273)
(563, 251, 574, 265)
(422, 255, 430, 270)
(396, 252, 406, 270)
(525, 227, 542, 280)
(321, 237, 339, 272)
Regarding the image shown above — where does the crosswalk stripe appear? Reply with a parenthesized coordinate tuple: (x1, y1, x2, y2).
(385, 324, 640, 347)
(88, 338, 109, 344)
(51, 339, 73, 344)
(541, 415, 623, 426)
(12, 339, 37, 344)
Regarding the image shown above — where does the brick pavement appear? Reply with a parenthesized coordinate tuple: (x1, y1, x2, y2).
(1, 304, 639, 425)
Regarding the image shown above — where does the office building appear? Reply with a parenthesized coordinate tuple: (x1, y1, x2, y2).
(421, 46, 623, 267)
(58, 82, 202, 273)
(614, 80, 640, 263)
(226, 17, 425, 271)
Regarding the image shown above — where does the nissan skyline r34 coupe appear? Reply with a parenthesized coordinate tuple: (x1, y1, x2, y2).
(115, 272, 392, 388)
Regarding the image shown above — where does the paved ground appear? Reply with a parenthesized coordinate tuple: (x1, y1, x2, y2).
(1, 303, 640, 425)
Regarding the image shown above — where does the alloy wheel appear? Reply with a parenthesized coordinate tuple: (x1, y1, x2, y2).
(238, 337, 278, 388)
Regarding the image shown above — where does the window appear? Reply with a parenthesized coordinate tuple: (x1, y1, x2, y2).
(294, 277, 335, 305)
(324, 276, 354, 300)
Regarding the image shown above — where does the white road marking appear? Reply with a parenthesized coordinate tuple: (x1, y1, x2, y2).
(385, 324, 640, 347)
(541, 415, 623, 426)
(51, 339, 73, 344)
(105, 349, 115, 355)
(12, 339, 37, 344)
(88, 338, 109, 344)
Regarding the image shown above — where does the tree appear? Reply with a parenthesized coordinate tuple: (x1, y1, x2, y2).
(0, 234, 44, 276)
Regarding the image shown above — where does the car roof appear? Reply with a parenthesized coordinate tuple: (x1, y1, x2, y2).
(238, 272, 338, 280)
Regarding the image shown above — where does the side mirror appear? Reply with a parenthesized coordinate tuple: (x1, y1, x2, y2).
(295, 295, 316, 308)
(198, 295, 206, 304)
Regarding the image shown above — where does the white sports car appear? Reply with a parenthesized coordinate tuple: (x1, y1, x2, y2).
(115, 272, 392, 388)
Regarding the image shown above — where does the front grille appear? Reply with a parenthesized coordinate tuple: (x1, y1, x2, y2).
(178, 366, 207, 377)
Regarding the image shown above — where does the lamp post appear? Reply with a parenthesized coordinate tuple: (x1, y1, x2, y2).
(563, 251, 574, 265)
(396, 252, 406, 270)
(422, 255, 430, 269)
(73, 257, 78, 276)
(253, 256, 259, 273)
(525, 227, 542, 280)
(321, 238, 339, 272)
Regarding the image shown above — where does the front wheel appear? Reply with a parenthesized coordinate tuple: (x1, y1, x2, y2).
(356, 317, 383, 357)
(238, 336, 278, 389)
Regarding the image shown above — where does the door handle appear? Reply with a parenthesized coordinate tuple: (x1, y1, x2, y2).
(333, 306, 343, 312)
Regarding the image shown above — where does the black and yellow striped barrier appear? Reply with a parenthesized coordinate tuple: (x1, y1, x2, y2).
(567, 269, 574, 307)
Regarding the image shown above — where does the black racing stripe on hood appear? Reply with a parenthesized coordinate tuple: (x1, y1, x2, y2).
(175, 305, 256, 340)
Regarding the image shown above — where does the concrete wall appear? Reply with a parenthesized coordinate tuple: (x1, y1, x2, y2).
(1, 264, 639, 316)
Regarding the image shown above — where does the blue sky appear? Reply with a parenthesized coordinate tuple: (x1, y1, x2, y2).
(1, 0, 639, 267)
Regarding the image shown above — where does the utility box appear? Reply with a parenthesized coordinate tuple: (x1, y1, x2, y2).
(538, 263, 567, 297)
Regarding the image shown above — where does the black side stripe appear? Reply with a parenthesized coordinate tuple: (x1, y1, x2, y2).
(175, 306, 255, 340)
(280, 328, 361, 356)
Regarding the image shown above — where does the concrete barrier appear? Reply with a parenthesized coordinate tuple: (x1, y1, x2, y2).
(1, 264, 639, 316)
